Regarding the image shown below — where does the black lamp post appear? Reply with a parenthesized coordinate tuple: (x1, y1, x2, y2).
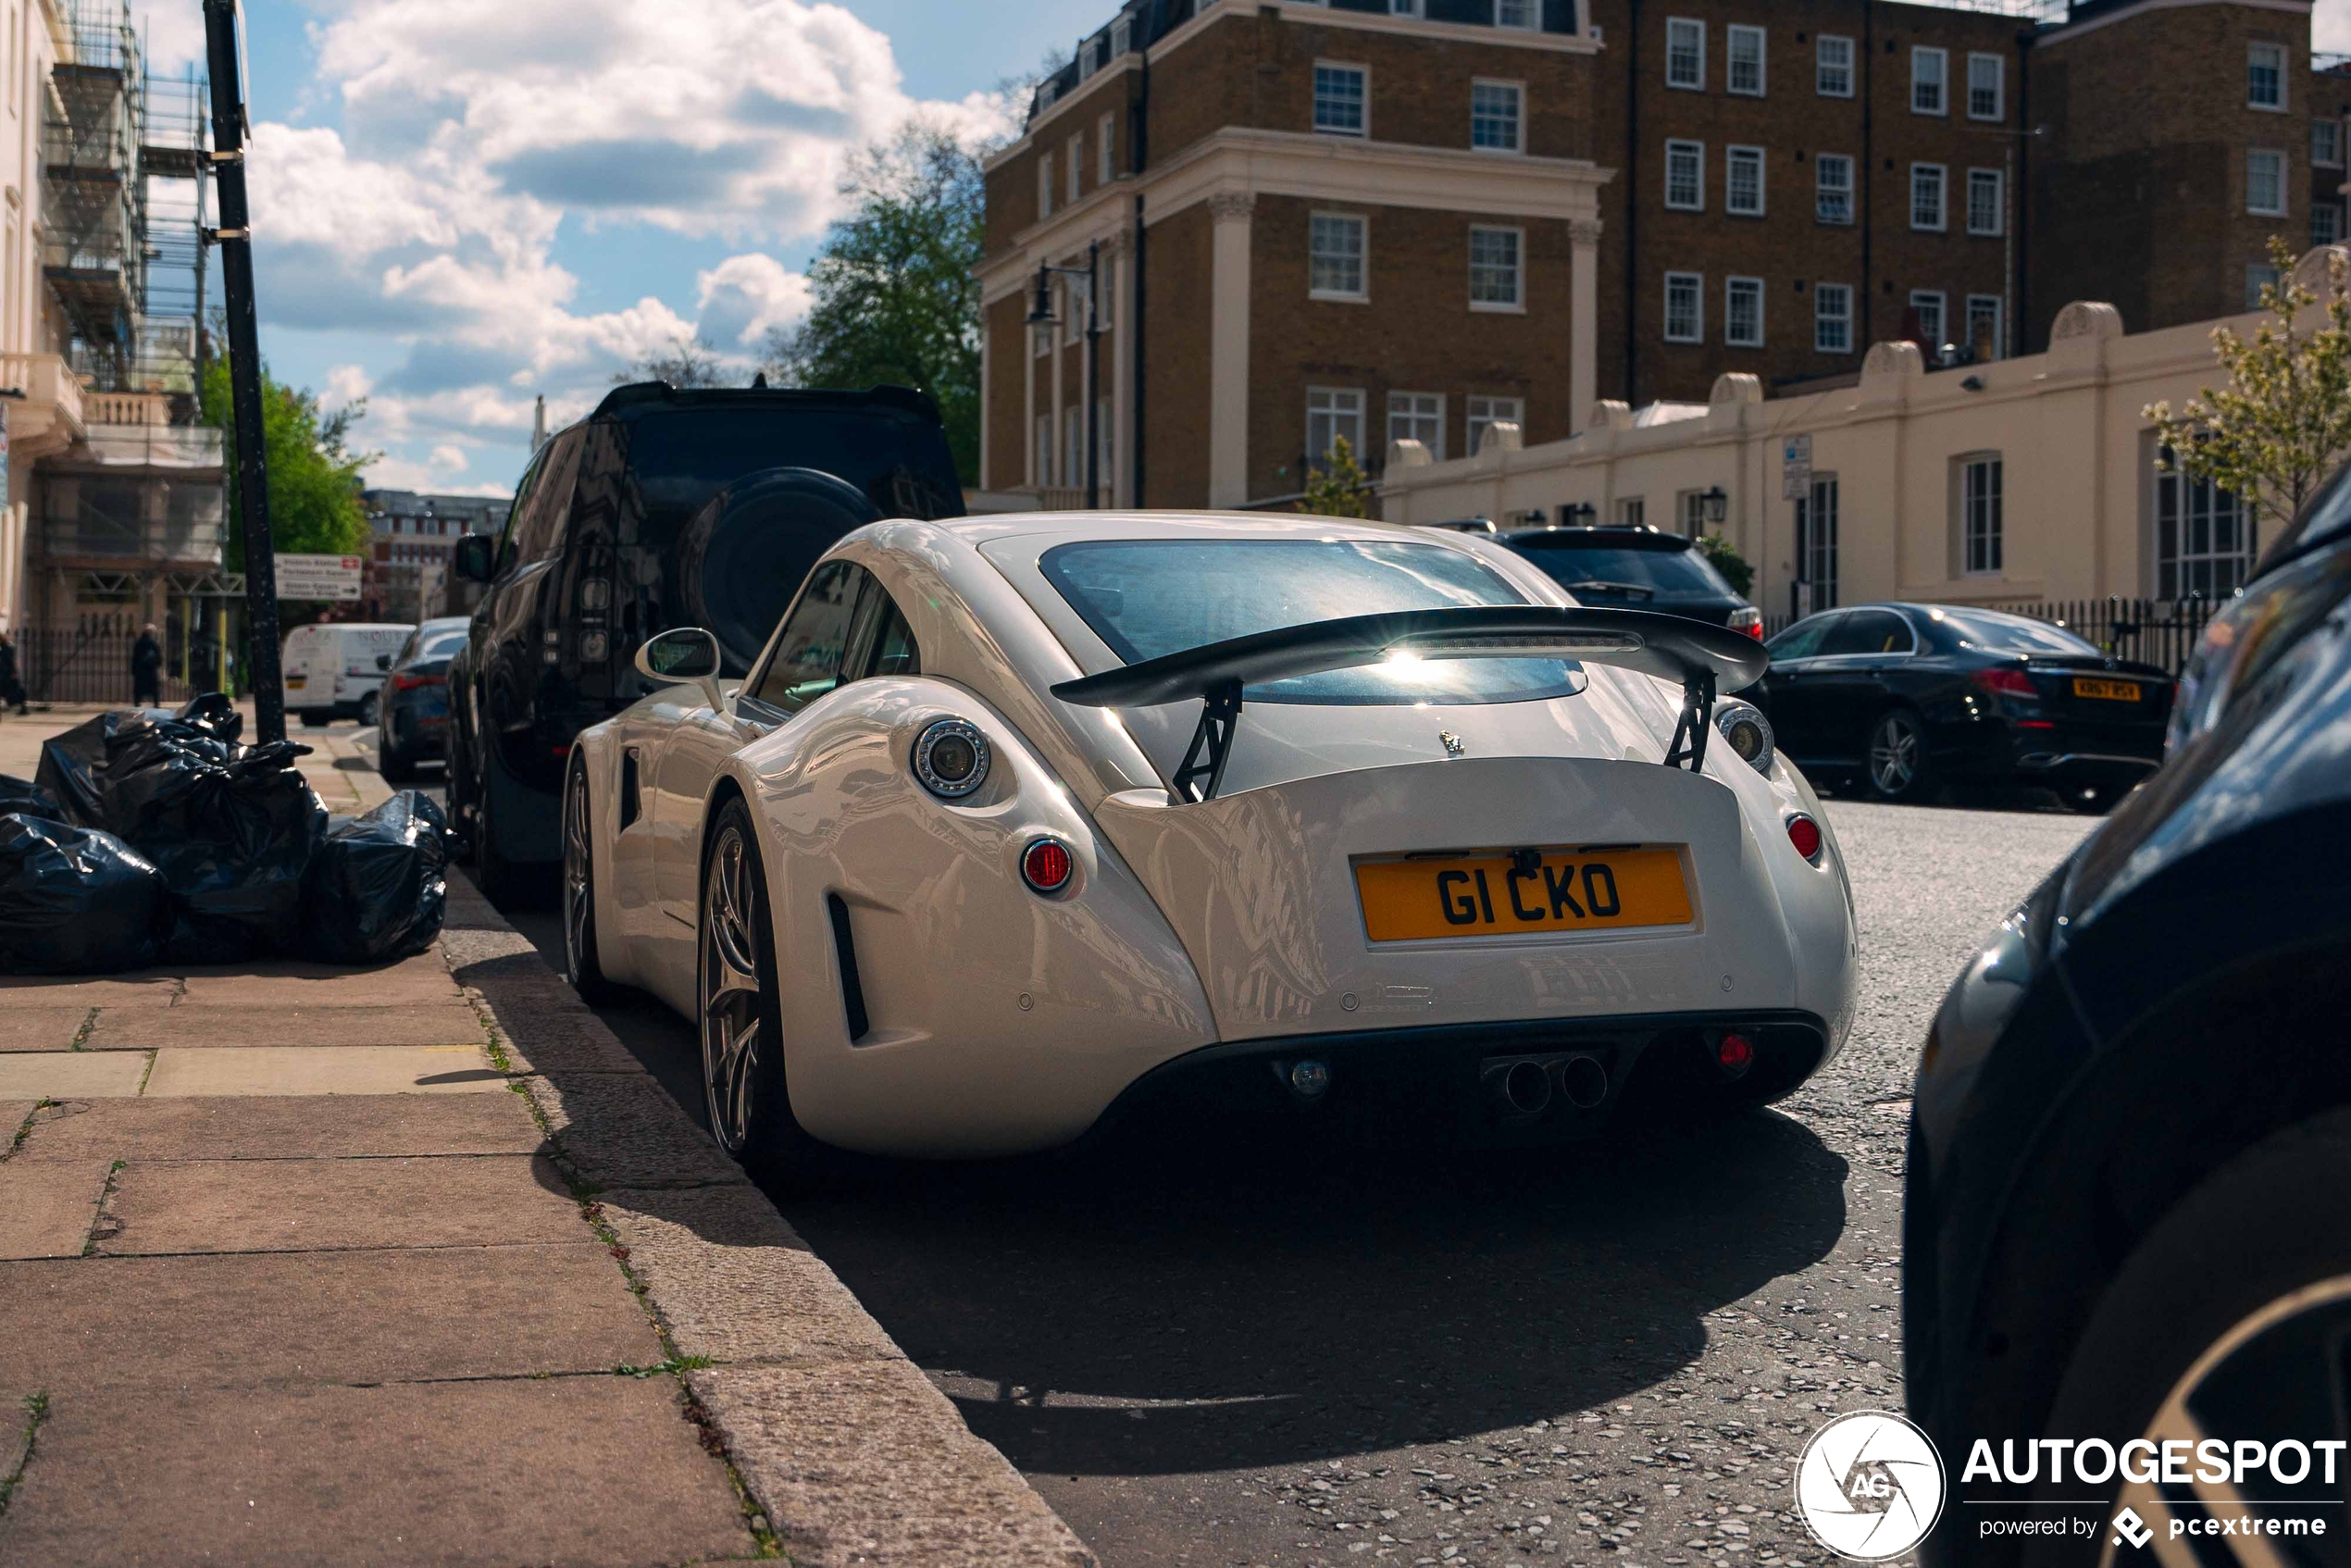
(1026, 242, 1104, 509)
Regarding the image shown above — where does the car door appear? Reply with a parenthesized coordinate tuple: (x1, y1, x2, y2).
(1756, 614, 1841, 765)
(648, 560, 875, 944)
(1809, 608, 1920, 755)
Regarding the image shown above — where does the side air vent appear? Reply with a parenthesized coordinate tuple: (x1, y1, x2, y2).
(619, 749, 641, 828)
(827, 893, 871, 1042)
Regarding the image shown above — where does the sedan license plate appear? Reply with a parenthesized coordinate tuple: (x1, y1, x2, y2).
(2072, 677, 2142, 702)
(1356, 848, 1692, 943)
(285, 675, 306, 690)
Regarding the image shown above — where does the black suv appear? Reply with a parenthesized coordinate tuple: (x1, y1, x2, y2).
(445, 381, 964, 897)
(1497, 527, 1762, 637)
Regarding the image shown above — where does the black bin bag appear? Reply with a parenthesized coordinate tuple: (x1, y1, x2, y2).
(119, 741, 329, 965)
(301, 791, 450, 964)
(0, 776, 62, 820)
(0, 815, 168, 975)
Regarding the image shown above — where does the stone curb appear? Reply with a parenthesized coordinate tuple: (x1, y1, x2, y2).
(437, 881, 1096, 1568)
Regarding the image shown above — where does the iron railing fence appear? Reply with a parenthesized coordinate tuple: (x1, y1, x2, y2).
(1760, 596, 2224, 675)
(11, 625, 199, 707)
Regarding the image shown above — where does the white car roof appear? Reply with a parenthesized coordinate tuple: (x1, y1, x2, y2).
(926, 510, 1422, 548)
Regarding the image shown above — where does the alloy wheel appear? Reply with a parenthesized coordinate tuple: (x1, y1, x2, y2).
(562, 772, 593, 987)
(1869, 713, 1922, 796)
(700, 824, 766, 1155)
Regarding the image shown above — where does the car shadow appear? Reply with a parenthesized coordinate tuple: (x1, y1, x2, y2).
(784, 1110, 1848, 1477)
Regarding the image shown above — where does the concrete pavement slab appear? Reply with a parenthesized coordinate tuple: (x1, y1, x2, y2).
(528, 1071, 746, 1189)
(0, 1052, 148, 1100)
(0, 1388, 26, 1491)
(691, 1361, 1095, 1568)
(600, 1185, 902, 1367)
(11, 1093, 544, 1163)
(492, 1011, 647, 1075)
(0, 1375, 753, 1567)
(85, 1002, 488, 1050)
(141, 1044, 505, 1097)
(0, 1245, 664, 1394)
(437, 926, 539, 971)
(0, 1007, 92, 1051)
(99, 1153, 582, 1254)
(1, 1101, 33, 1142)
(175, 952, 462, 1008)
(0, 975, 177, 1008)
(0, 1163, 107, 1259)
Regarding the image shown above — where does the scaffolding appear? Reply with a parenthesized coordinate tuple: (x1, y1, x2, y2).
(44, 0, 207, 403)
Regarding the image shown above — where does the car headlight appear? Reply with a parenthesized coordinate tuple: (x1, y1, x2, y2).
(2168, 548, 2351, 753)
(1714, 700, 1775, 774)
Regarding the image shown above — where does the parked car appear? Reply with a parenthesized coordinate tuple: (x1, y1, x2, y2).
(560, 510, 1856, 1186)
(280, 622, 415, 728)
(1498, 527, 1762, 637)
(1754, 603, 2175, 811)
(373, 616, 470, 784)
(444, 380, 964, 899)
(1904, 467, 2351, 1564)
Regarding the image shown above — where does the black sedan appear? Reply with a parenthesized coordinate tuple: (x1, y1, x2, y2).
(1498, 527, 1762, 636)
(374, 617, 468, 784)
(1756, 604, 2174, 811)
(1904, 471, 2351, 1564)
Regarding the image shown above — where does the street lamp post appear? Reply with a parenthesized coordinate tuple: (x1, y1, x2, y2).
(1026, 242, 1104, 509)
(1700, 485, 1729, 531)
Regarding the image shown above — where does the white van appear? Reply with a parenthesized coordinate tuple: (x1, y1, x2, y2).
(280, 622, 415, 727)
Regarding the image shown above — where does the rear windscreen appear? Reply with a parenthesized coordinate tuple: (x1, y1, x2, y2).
(627, 407, 964, 535)
(1510, 541, 1734, 602)
(1930, 609, 2101, 656)
(1039, 539, 1587, 706)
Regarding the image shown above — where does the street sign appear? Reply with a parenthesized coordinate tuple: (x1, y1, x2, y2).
(274, 554, 365, 602)
(1781, 434, 1813, 501)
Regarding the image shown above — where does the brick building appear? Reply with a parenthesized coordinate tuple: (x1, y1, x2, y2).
(977, 0, 2336, 511)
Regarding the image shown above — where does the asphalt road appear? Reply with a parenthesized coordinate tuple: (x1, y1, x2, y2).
(465, 756, 2094, 1568)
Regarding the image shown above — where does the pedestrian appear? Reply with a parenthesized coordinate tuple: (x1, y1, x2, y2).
(131, 623, 163, 708)
(0, 629, 26, 716)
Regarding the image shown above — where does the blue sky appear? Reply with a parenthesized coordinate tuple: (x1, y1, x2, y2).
(175, 0, 1108, 496)
(163, 0, 2351, 498)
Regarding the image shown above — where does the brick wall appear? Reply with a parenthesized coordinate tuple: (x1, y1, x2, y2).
(1142, 204, 1216, 509)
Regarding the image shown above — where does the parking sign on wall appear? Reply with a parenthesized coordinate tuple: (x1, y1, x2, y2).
(1782, 435, 1813, 501)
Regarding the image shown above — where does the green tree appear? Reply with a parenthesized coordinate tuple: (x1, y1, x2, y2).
(1300, 435, 1374, 518)
(1698, 532, 1754, 598)
(767, 119, 986, 485)
(2146, 236, 2351, 536)
(200, 355, 374, 570)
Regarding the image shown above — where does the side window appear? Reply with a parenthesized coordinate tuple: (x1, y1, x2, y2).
(863, 595, 921, 678)
(1768, 616, 1836, 662)
(753, 562, 869, 716)
(504, 430, 584, 571)
(494, 455, 544, 576)
(1824, 609, 1914, 655)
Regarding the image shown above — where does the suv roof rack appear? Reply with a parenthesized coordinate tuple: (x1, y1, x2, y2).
(589, 381, 943, 423)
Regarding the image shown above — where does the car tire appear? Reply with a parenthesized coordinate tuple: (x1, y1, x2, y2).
(299, 709, 331, 728)
(699, 797, 834, 1189)
(561, 756, 616, 1004)
(2017, 1109, 2351, 1566)
(358, 691, 379, 728)
(379, 741, 417, 786)
(1865, 709, 1934, 803)
(471, 753, 524, 906)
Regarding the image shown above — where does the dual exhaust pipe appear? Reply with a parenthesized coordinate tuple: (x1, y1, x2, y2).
(1492, 1053, 1610, 1119)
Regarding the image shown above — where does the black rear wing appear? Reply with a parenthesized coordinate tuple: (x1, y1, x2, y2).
(1050, 606, 1769, 802)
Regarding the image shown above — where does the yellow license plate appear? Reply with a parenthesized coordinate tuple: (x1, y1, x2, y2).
(1355, 847, 1692, 942)
(2072, 677, 2141, 702)
(285, 676, 306, 689)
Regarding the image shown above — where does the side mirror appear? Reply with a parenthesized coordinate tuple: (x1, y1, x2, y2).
(451, 534, 495, 583)
(376, 654, 392, 672)
(633, 628, 725, 711)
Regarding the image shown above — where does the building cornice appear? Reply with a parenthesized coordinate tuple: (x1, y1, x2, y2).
(2039, 0, 2311, 47)
(1140, 128, 1615, 230)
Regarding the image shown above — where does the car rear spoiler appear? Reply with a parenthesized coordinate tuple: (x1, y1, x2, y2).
(1050, 606, 1770, 802)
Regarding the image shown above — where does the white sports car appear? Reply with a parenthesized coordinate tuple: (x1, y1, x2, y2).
(561, 512, 1858, 1178)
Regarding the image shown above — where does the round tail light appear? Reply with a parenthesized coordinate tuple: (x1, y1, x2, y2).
(1021, 838, 1074, 894)
(1718, 1032, 1757, 1075)
(1785, 813, 1824, 864)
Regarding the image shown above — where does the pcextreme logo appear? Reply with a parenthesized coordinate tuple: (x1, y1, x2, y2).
(1794, 1411, 1948, 1561)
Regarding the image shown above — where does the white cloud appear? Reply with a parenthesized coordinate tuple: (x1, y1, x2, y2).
(255, 0, 992, 494)
(2322, 0, 2351, 53)
(133, 0, 208, 70)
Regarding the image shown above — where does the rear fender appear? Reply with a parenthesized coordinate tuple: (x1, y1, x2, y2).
(728, 677, 1216, 1158)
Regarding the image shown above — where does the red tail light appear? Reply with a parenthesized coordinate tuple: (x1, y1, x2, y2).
(1785, 814, 1824, 863)
(1021, 839, 1074, 894)
(1718, 1032, 1756, 1074)
(389, 672, 444, 693)
(1972, 666, 2037, 699)
(1728, 607, 1764, 641)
